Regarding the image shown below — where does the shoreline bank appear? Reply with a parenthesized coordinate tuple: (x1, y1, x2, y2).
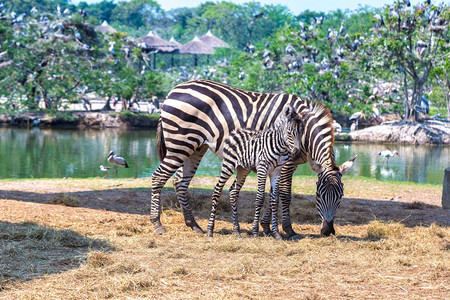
(1, 111, 449, 145)
(0, 111, 160, 129)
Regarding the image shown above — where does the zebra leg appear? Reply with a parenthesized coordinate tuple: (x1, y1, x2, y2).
(229, 167, 251, 237)
(279, 161, 300, 240)
(173, 145, 208, 234)
(269, 170, 283, 241)
(260, 191, 272, 236)
(252, 167, 267, 238)
(151, 160, 185, 234)
(207, 163, 235, 237)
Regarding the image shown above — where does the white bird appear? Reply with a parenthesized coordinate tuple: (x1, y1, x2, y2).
(108, 150, 129, 177)
(332, 120, 342, 133)
(299, 21, 304, 31)
(349, 111, 364, 122)
(372, 104, 380, 123)
(349, 110, 364, 131)
(74, 30, 82, 41)
(99, 165, 111, 178)
(414, 96, 430, 115)
(108, 41, 116, 54)
(378, 150, 399, 162)
(285, 44, 295, 55)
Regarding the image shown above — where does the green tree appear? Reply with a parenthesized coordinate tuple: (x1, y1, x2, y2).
(365, 2, 449, 121)
(111, 0, 162, 30)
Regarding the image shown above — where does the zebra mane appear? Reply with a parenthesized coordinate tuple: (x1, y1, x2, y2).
(304, 100, 337, 170)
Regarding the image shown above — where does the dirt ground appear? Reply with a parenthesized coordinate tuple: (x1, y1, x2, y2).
(0, 177, 448, 299)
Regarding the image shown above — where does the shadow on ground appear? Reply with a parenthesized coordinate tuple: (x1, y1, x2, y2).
(0, 221, 111, 286)
(1, 186, 448, 229)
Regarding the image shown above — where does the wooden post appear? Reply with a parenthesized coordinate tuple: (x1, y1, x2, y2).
(443, 167, 450, 209)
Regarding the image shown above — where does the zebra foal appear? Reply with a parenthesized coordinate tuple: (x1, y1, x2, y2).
(207, 105, 304, 240)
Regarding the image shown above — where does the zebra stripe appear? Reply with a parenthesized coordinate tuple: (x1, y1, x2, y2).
(206, 105, 303, 240)
(151, 79, 355, 237)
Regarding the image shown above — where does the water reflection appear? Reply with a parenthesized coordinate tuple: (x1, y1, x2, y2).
(0, 128, 158, 179)
(333, 142, 450, 184)
(0, 128, 448, 184)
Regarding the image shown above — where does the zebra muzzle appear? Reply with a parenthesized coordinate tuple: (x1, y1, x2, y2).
(321, 219, 335, 236)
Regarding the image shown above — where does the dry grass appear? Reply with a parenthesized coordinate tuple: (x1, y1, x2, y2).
(0, 177, 448, 299)
(47, 193, 80, 207)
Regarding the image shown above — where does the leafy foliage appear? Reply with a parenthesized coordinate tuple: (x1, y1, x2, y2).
(0, 0, 448, 121)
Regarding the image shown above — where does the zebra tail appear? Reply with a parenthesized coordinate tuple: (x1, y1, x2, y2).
(156, 117, 166, 162)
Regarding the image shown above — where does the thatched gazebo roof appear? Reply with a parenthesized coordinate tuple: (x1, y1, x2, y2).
(95, 20, 117, 34)
(169, 36, 182, 48)
(138, 31, 179, 53)
(180, 36, 214, 54)
(199, 30, 229, 48)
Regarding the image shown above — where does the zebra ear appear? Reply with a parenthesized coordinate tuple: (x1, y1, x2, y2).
(339, 155, 357, 175)
(307, 155, 324, 174)
(283, 104, 296, 119)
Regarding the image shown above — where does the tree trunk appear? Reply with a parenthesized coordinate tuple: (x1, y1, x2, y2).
(101, 96, 112, 111)
(121, 96, 127, 111)
(434, 74, 450, 120)
(44, 92, 52, 109)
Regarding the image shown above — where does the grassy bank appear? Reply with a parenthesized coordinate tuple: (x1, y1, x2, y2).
(0, 177, 448, 299)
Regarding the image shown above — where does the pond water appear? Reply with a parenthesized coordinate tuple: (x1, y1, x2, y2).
(0, 128, 448, 184)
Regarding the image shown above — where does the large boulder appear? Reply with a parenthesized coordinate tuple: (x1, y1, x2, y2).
(344, 121, 450, 145)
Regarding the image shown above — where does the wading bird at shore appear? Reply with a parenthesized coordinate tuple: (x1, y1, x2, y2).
(108, 150, 129, 177)
(99, 165, 111, 178)
(349, 110, 364, 131)
(372, 104, 380, 123)
(378, 150, 399, 163)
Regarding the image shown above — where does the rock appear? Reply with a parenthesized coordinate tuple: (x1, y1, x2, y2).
(342, 121, 450, 145)
(443, 167, 450, 209)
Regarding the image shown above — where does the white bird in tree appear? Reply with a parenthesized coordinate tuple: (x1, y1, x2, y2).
(108, 150, 129, 177)
(378, 150, 399, 163)
(99, 165, 111, 178)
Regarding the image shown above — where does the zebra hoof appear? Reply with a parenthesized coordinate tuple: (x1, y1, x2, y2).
(288, 234, 301, 241)
(261, 226, 271, 236)
(153, 226, 167, 235)
(272, 232, 283, 241)
(206, 230, 213, 238)
(192, 225, 205, 234)
(186, 220, 205, 234)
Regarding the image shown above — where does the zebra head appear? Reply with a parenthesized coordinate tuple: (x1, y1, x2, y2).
(276, 104, 305, 157)
(308, 155, 357, 236)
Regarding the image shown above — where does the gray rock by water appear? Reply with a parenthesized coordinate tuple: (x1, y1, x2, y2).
(443, 167, 450, 209)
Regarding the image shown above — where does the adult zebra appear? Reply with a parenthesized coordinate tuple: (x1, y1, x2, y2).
(151, 79, 356, 238)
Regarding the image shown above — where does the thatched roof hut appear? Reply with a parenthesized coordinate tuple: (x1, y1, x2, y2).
(199, 30, 229, 48)
(180, 36, 214, 54)
(138, 31, 179, 53)
(95, 20, 117, 34)
(169, 36, 182, 48)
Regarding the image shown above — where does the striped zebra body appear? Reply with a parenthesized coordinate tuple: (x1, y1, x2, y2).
(207, 105, 303, 240)
(152, 79, 356, 237)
